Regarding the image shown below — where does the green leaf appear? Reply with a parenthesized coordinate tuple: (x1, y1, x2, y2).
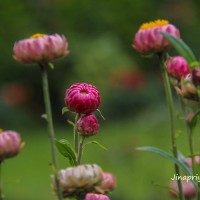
(136, 146, 197, 188)
(97, 109, 106, 120)
(55, 139, 77, 166)
(62, 107, 69, 115)
(161, 32, 197, 66)
(67, 120, 75, 127)
(48, 62, 54, 69)
(84, 141, 107, 151)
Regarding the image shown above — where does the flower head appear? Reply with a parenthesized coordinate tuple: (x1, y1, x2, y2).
(101, 172, 116, 191)
(13, 33, 69, 64)
(166, 56, 190, 80)
(133, 19, 180, 54)
(170, 180, 196, 198)
(0, 130, 24, 161)
(192, 68, 200, 86)
(85, 193, 110, 200)
(65, 83, 101, 114)
(77, 114, 99, 137)
(52, 164, 103, 198)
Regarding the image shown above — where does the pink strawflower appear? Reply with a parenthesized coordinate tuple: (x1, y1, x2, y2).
(13, 33, 69, 64)
(166, 56, 190, 79)
(133, 19, 180, 54)
(77, 114, 99, 137)
(65, 83, 101, 114)
(0, 130, 24, 161)
(169, 180, 196, 198)
(101, 172, 116, 191)
(192, 68, 200, 86)
(85, 193, 110, 200)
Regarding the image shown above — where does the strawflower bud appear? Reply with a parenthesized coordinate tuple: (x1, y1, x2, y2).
(13, 33, 69, 64)
(166, 56, 190, 80)
(101, 172, 116, 191)
(85, 193, 110, 200)
(77, 114, 99, 137)
(192, 68, 200, 86)
(133, 19, 180, 54)
(185, 156, 200, 168)
(175, 74, 198, 101)
(65, 83, 101, 114)
(0, 130, 24, 161)
(52, 164, 103, 198)
(169, 180, 196, 198)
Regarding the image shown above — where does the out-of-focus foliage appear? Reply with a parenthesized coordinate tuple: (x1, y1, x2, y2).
(1, 0, 200, 126)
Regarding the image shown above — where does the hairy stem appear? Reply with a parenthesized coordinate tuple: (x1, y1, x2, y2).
(159, 53, 184, 200)
(40, 63, 63, 200)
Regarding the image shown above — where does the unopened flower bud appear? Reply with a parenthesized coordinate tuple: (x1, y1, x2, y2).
(175, 74, 198, 101)
(101, 172, 116, 191)
(52, 164, 103, 198)
(166, 56, 190, 80)
(192, 68, 200, 86)
(13, 33, 69, 64)
(65, 83, 101, 114)
(77, 114, 99, 137)
(0, 130, 24, 161)
(170, 180, 196, 198)
(85, 193, 110, 200)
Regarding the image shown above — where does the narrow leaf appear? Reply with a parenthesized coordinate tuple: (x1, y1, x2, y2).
(136, 146, 197, 188)
(84, 141, 107, 151)
(48, 62, 54, 69)
(62, 107, 69, 115)
(97, 109, 106, 120)
(161, 32, 197, 66)
(67, 120, 75, 127)
(55, 139, 77, 166)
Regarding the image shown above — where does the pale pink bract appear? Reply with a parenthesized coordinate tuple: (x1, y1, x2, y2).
(101, 172, 116, 191)
(65, 83, 101, 114)
(77, 114, 99, 137)
(166, 56, 190, 79)
(133, 20, 180, 54)
(85, 193, 110, 200)
(0, 130, 24, 161)
(13, 33, 69, 64)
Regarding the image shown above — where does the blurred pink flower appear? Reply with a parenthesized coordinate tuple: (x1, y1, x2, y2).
(0, 130, 24, 161)
(1, 82, 29, 106)
(170, 180, 196, 198)
(133, 19, 180, 54)
(166, 56, 190, 80)
(13, 33, 69, 64)
(185, 156, 200, 168)
(77, 114, 99, 137)
(65, 83, 101, 114)
(101, 172, 116, 191)
(85, 193, 110, 200)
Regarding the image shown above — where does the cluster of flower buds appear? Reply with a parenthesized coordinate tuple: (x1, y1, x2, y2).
(52, 164, 115, 199)
(65, 83, 101, 137)
(85, 193, 110, 200)
(13, 33, 69, 64)
(133, 19, 180, 54)
(165, 56, 200, 102)
(0, 130, 24, 162)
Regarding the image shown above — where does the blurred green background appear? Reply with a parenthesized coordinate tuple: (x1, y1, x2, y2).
(1, 0, 200, 199)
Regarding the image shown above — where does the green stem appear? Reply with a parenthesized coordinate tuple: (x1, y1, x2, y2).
(0, 162, 3, 200)
(77, 136, 85, 165)
(159, 53, 184, 200)
(40, 64, 63, 200)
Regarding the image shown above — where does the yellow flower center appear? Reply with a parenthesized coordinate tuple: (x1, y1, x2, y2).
(29, 33, 46, 39)
(0, 129, 4, 133)
(140, 19, 169, 30)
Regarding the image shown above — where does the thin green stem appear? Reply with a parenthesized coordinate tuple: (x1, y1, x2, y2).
(159, 53, 184, 200)
(74, 114, 80, 158)
(77, 136, 85, 165)
(40, 64, 63, 200)
(0, 162, 3, 200)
